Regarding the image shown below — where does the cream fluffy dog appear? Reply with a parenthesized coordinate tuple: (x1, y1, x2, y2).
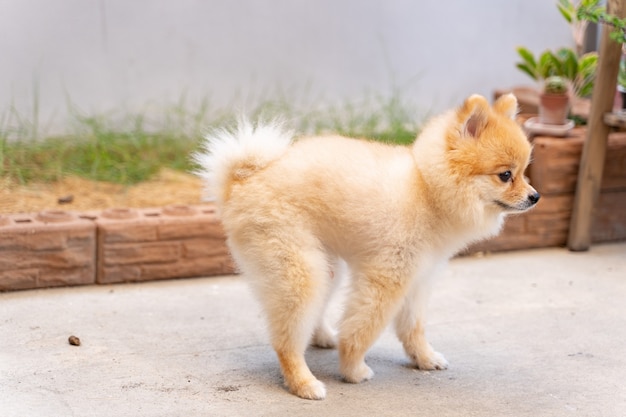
(195, 94, 540, 400)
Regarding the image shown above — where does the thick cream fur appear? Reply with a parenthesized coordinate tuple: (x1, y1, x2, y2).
(195, 93, 537, 400)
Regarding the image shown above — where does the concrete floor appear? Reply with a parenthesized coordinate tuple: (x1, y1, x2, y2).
(1, 242, 625, 417)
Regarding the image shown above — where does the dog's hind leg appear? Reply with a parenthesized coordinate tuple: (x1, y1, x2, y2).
(243, 238, 331, 400)
(311, 257, 344, 349)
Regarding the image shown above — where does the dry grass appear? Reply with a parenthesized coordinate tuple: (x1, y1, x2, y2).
(0, 168, 205, 214)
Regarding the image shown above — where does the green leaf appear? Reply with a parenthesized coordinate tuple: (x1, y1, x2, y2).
(578, 53, 598, 76)
(516, 63, 538, 81)
(557, 0, 574, 23)
(516, 46, 537, 68)
(608, 14, 622, 28)
(557, 5, 572, 23)
(609, 30, 626, 44)
(578, 2, 602, 23)
(578, 79, 595, 97)
(557, 48, 578, 79)
(539, 50, 557, 78)
(573, 53, 597, 97)
(545, 51, 563, 76)
(618, 56, 626, 87)
(581, 0, 601, 8)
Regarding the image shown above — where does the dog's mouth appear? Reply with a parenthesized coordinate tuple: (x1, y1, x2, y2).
(493, 200, 531, 212)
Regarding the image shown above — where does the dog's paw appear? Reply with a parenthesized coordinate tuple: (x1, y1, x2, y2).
(290, 378, 327, 400)
(311, 327, 337, 349)
(414, 351, 449, 371)
(341, 362, 375, 383)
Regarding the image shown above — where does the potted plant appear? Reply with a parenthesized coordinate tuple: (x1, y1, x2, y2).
(540, 76, 570, 125)
(515, 46, 598, 99)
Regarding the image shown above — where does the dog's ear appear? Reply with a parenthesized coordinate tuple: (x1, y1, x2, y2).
(459, 94, 489, 138)
(493, 93, 518, 119)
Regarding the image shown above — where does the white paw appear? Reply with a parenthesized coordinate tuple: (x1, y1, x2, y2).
(415, 351, 449, 371)
(312, 328, 337, 349)
(342, 362, 375, 383)
(291, 379, 327, 400)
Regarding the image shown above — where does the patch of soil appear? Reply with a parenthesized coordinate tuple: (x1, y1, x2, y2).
(0, 169, 206, 214)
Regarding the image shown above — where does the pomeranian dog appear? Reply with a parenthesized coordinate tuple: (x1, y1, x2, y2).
(195, 94, 539, 400)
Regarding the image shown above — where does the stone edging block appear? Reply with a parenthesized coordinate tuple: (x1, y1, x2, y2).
(0, 210, 96, 290)
(0, 204, 235, 291)
(95, 205, 235, 284)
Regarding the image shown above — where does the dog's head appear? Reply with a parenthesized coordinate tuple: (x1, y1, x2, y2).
(445, 94, 540, 213)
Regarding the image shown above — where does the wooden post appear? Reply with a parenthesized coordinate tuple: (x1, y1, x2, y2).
(568, 0, 626, 251)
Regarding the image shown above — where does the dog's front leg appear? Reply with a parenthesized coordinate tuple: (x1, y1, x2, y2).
(394, 275, 448, 370)
(338, 268, 408, 383)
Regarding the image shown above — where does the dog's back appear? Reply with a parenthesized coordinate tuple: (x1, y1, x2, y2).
(199, 127, 420, 258)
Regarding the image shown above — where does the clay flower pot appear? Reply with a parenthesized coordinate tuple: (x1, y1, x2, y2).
(539, 93, 570, 125)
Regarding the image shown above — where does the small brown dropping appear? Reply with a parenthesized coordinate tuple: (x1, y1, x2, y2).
(68, 335, 81, 346)
(57, 195, 74, 204)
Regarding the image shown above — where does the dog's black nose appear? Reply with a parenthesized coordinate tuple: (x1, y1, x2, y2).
(528, 192, 540, 205)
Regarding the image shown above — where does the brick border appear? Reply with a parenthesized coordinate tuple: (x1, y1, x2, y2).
(0, 210, 96, 290)
(0, 204, 235, 291)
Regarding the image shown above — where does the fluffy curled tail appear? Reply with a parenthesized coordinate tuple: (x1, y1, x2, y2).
(193, 119, 293, 206)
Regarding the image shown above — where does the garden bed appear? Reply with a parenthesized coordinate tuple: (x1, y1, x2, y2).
(2, 125, 625, 292)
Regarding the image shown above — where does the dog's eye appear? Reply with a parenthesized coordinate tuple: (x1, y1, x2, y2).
(498, 171, 512, 183)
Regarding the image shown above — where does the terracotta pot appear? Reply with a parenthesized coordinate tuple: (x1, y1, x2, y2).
(539, 93, 570, 125)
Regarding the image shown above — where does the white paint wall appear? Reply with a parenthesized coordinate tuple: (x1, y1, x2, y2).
(1, 0, 574, 133)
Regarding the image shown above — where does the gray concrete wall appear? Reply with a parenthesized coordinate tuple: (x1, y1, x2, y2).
(1, 0, 573, 133)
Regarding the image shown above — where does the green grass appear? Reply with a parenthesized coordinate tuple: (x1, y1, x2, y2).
(1, 107, 206, 185)
(1, 91, 423, 186)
